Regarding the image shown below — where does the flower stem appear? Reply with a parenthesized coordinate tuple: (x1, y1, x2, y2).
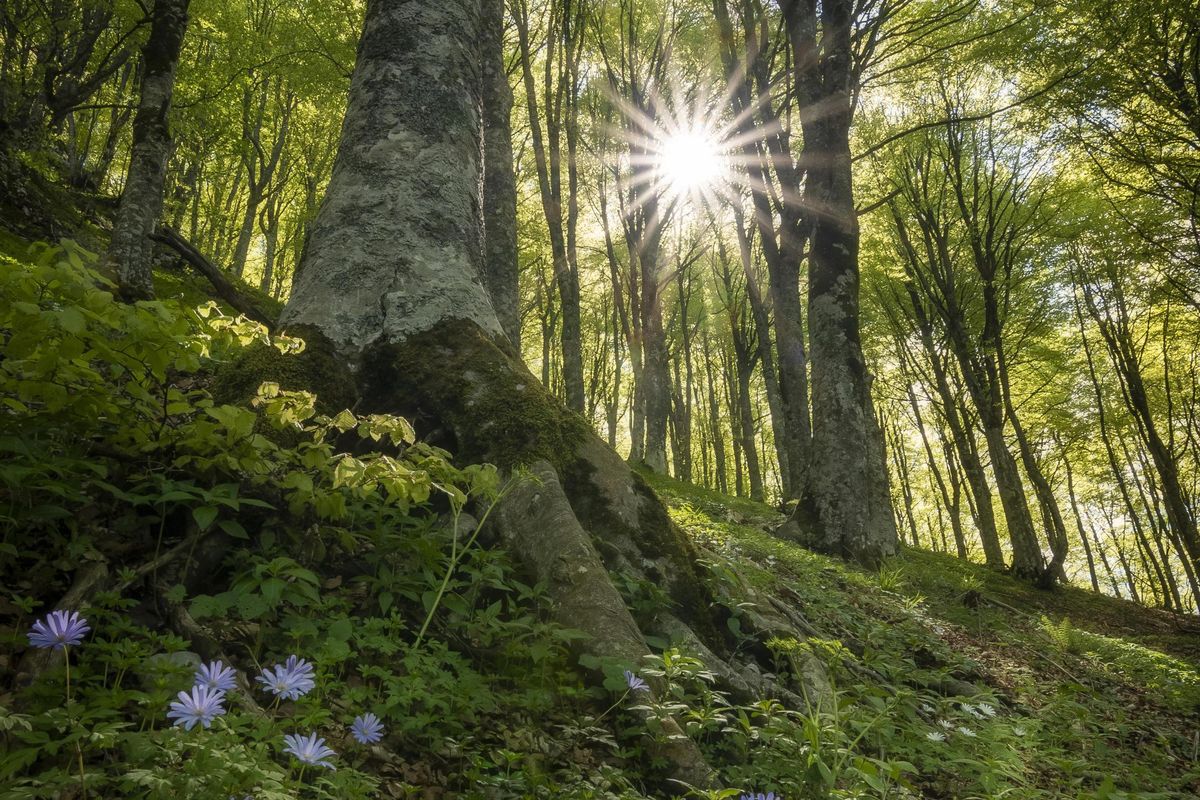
(64, 648, 87, 799)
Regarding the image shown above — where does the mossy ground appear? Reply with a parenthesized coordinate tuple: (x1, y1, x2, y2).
(642, 468, 1200, 798)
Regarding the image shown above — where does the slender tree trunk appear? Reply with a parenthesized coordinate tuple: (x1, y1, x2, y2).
(514, 0, 583, 409)
(702, 331, 728, 495)
(904, 284, 1005, 566)
(906, 378, 966, 558)
(106, 0, 190, 301)
(1090, 520, 1123, 597)
(890, 419, 920, 547)
(481, 0, 519, 345)
(640, 233, 671, 472)
(733, 206, 791, 492)
(794, 0, 896, 563)
(1061, 445, 1100, 592)
(736, 356, 763, 502)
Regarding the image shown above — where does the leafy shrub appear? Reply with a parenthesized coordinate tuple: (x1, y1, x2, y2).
(0, 245, 634, 798)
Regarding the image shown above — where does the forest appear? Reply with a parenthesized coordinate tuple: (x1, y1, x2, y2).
(1, 0, 1199, 797)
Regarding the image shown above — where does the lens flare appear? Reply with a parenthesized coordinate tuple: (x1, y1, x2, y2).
(656, 126, 725, 197)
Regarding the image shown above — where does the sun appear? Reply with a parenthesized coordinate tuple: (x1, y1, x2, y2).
(655, 125, 726, 200)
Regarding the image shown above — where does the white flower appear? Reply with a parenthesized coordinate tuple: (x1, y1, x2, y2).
(962, 703, 983, 719)
(920, 703, 935, 714)
(925, 731, 947, 742)
(1012, 726, 1027, 737)
(977, 702, 996, 717)
(939, 719, 954, 729)
(957, 726, 976, 737)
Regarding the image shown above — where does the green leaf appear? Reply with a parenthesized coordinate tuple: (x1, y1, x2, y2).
(192, 505, 218, 531)
(327, 617, 353, 643)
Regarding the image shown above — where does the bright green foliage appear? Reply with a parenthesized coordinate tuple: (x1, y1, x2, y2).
(0, 247, 628, 798)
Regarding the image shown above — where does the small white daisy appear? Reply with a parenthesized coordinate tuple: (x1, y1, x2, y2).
(957, 726, 976, 737)
(925, 731, 947, 742)
(977, 702, 996, 717)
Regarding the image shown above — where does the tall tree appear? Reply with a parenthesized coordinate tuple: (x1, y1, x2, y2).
(514, 0, 584, 396)
(105, 0, 190, 300)
(277, 0, 830, 785)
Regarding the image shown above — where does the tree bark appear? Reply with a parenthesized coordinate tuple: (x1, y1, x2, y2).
(481, 0, 520, 346)
(106, 0, 189, 301)
(792, 0, 896, 563)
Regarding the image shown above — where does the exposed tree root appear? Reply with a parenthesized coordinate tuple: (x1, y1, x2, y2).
(496, 461, 716, 787)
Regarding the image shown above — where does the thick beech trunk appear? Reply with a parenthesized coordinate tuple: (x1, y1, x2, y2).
(106, 0, 189, 301)
(279, 0, 828, 786)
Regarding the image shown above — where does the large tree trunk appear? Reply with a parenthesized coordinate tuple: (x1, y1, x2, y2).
(279, 0, 830, 786)
(106, 0, 189, 301)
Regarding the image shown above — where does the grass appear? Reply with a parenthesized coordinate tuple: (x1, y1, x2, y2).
(642, 468, 1200, 798)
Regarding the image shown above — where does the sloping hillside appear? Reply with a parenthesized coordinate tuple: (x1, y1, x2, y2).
(2, 242, 1198, 799)
(644, 470, 1200, 798)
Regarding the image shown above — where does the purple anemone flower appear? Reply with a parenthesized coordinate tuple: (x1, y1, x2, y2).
(283, 732, 337, 770)
(27, 610, 90, 650)
(255, 655, 315, 700)
(195, 660, 238, 693)
(350, 712, 384, 744)
(167, 685, 226, 730)
(624, 669, 649, 693)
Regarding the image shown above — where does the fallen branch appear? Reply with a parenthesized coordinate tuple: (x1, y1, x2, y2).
(152, 224, 276, 330)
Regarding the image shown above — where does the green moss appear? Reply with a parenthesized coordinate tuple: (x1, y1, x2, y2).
(356, 319, 591, 468)
(210, 323, 356, 414)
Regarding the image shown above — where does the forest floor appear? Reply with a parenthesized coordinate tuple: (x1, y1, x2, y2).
(643, 470, 1200, 798)
(3, 218, 1200, 797)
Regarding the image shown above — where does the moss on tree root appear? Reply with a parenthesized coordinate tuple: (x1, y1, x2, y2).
(354, 319, 729, 653)
(210, 323, 357, 414)
(357, 320, 591, 467)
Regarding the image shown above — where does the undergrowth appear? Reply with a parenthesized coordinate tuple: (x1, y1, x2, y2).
(1, 243, 1198, 799)
(644, 470, 1200, 799)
